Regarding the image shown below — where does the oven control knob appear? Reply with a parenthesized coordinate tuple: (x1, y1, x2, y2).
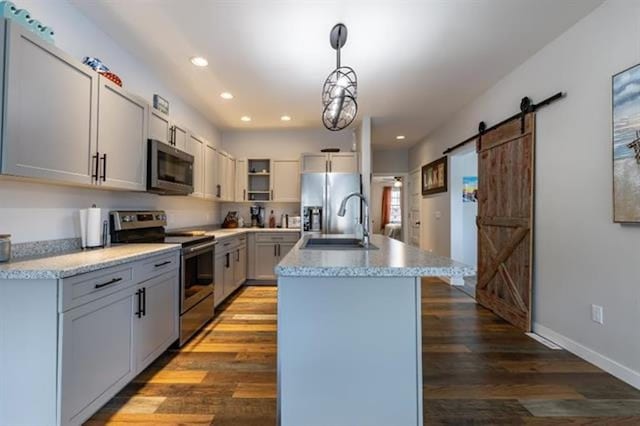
(123, 215, 134, 223)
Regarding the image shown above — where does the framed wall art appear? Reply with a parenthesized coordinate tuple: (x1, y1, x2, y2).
(613, 63, 640, 222)
(422, 156, 448, 196)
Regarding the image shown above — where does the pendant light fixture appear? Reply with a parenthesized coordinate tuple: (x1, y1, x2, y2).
(322, 23, 358, 131)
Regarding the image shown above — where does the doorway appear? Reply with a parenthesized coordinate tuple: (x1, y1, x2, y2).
(450, 146, 478, 297)
(371, 175, 406, 241)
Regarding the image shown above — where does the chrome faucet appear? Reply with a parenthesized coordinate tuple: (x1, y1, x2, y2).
(337, 192, 370, 246)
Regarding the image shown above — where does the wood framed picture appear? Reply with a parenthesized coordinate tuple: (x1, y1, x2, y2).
(422, 156, 448, 196)
(613, 63, 640, 222)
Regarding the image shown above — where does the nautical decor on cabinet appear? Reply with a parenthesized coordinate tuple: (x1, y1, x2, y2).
(153, 94, 170, 114)
(0, 1, 54, 43)
(421, 156, 448, 196)
(613, 63, 640, 222)
(322, 23, 358, 131)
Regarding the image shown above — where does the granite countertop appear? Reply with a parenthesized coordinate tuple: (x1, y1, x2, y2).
(0, 244, 181, 280)
(275, 234, 475, 278)
(168, 226, 301, 240)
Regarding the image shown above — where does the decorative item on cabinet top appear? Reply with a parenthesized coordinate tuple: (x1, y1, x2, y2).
(82, 56, 122, 87)
(153, 94, 169, 114)
(0, 1, 54, 43)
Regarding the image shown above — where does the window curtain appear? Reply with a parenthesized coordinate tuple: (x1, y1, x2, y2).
(380, 186, 392, 231)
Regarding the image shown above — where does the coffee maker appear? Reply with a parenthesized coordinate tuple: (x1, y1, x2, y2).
(250, 205, 265, 228)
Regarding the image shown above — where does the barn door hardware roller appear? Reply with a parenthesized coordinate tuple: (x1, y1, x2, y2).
(444, 92, 565, 155)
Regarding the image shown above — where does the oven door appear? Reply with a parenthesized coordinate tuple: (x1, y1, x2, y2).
(181, 240, 216, 313)
(148, 139, 195, 195)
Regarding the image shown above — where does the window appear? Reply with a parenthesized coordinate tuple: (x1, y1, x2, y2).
(390, 188, 401, 223)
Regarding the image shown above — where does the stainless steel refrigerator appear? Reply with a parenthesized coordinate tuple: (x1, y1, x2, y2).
(301, 172, 361, 234)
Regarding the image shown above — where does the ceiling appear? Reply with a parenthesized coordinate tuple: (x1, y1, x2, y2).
(72, 0, 602, 149)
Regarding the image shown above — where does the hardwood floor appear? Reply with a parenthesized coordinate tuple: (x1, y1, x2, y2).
(86, 279, 640, 425)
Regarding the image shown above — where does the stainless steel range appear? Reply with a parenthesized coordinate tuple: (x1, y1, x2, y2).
(110, 210, 216, 346)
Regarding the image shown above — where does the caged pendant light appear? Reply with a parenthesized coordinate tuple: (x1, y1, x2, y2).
(322, 23, 358, 131)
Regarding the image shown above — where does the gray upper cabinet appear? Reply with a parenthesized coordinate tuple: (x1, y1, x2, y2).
(2, 20, 98, 185)
(149, 109, 171, 144)
(97, 76, 148, 191)
(172, 124, 188, 151)
(186, 133, 205, 198)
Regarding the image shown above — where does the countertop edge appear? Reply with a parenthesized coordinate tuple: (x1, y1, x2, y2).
(0, 245, 181, 280)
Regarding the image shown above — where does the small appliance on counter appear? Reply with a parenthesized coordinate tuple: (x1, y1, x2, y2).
(222, 211, 239, 228)
(288, 216, 301, 229)
(250, 205, 265, 228)
(110, 210, 216, 346)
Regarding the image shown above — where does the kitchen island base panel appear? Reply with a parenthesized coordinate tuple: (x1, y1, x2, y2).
(277, 276, 423, 426)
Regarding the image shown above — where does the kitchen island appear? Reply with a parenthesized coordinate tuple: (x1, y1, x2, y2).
(275, 234, 474, 426)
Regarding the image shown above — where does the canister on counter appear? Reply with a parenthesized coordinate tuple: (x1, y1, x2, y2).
(0, 234, 11, 262)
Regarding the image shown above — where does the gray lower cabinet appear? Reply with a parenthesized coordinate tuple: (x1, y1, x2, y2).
(214, 252, 226, 308)
(214, 236, 248, 307)
(251, 232, 300, 281)
(59, 286, 137, 425)
(255, 242, 279, 280)
(96, 76, 148, 191)
(134, 270, 180, 372)
(0, 250, 180, 426)
(1, 19, 97, 185)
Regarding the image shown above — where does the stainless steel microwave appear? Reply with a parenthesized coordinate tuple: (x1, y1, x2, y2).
(147, 139, 194, 195)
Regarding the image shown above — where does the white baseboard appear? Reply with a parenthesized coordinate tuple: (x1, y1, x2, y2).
(440, 276, 464, 286)
(534, 322, 640, 390)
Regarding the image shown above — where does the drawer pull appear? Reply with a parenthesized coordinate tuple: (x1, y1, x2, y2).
(154, 260, 171, 267)
(94, 277, 123, 289)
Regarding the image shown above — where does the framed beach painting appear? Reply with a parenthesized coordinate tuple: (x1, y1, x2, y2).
(422, 156, 447, 196)
(613, 63, 640, 222)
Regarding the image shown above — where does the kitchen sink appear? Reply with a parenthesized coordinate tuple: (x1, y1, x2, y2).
(301, 237, 379, 250)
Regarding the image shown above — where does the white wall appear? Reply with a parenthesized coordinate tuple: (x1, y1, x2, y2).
(409, 0, 640, 387)
(0, 0, 222, 243)
(221, 128, 354, 158)
(372, 149, 409, 174)
(450, 150, 477, 267)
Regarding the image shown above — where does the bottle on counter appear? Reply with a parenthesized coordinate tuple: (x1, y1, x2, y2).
(268, 210, 276, 228)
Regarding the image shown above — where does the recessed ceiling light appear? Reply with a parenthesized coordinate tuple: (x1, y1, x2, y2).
(190, 56, 208, 67)
(240, 116, 251, 122)
(396, 135, 406, 140)
(281, 115, 292, 121)
(220, 92, 233, 100)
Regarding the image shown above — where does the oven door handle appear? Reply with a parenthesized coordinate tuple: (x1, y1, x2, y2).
(183, 240, 217, 255)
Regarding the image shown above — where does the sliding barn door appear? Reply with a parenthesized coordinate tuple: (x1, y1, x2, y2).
(476, 113, 535, 332)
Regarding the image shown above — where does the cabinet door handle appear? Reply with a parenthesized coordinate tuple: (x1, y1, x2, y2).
(243, 189, 246, 201)
(270, 189, 273, 200)
(94, 277, 122, 289)
(141, 287, 146, 317)
(216, 184, 221, 198)
(100, 153, 107, 181)
(92, 152, 100, 182)
(274, 244, 277, 257)
(236, 249, 240, 262)
(135, 289, 142, 318)
(154, 260, 171, 267)
(277, 243, 281, 257)
(225, 252, 230, 268)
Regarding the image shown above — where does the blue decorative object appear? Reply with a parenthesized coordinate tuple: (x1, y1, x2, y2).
(0, 2, 17, 19)
(82, 57, 110, 73)
(0, 2, 55, 43)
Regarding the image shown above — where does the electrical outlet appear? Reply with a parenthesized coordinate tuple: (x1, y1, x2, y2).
(435, 211, 441, 219)
(591, 304, 604, 324)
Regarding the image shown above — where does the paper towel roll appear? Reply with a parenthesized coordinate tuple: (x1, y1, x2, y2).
(86, 207, 102, 248)
(79, 209, 88, 248)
